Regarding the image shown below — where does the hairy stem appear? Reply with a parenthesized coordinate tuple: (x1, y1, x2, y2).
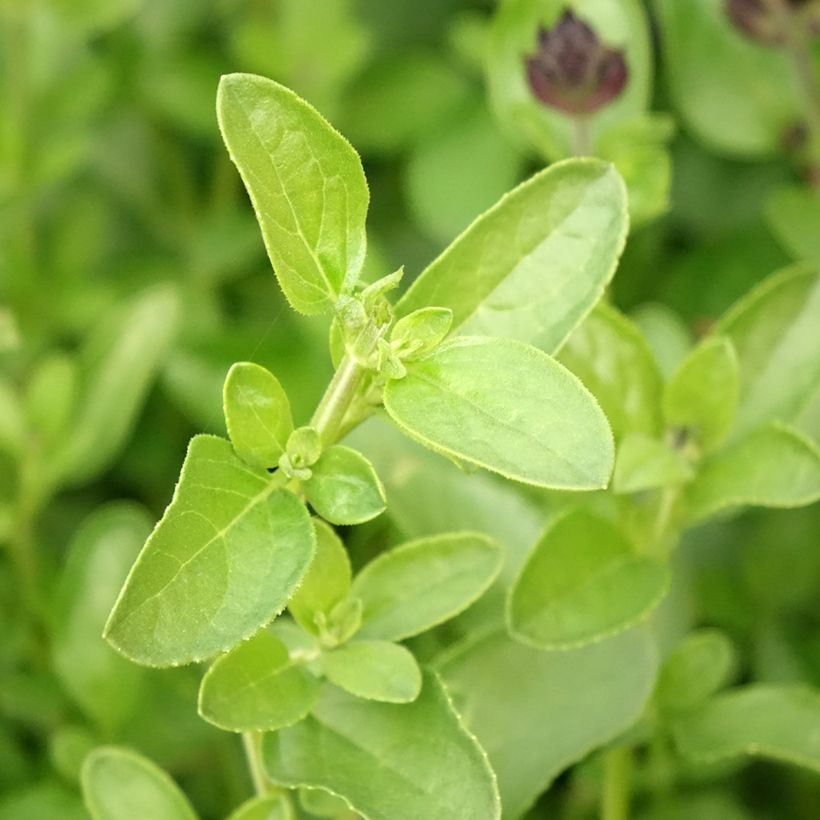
(310, 353, 365, 443)
(242, 731, 270, 796)
(601, 746, 632, 820)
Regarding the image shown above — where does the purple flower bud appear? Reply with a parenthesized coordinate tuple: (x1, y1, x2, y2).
(725, 0, 817, 46)
(524, 10, 628, 116)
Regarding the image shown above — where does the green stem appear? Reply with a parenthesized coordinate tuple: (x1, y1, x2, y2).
(571, 115, 593, 156)
(241, 731, 270, 796)
(600, 747, 632, 820)
(310, 354, 365, 443)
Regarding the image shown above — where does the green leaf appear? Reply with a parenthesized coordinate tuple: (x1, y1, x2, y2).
(439, 629, 657, 819)
(390, 307, 453, 360)
(289, 519, 351, 636)
(298, 788, 351, 818)
(656, 629, 737, 714)
(227, 794, 294, 820)
(52, 504, 150, 731)
(104, 435, 316, 666)
(671, 685, 820, 772)
(217, 73, 369, 314)
(53, 286, 180, 486)
(223, 362, 293, 470)
(322, 641, 421, 703)
(395, 159, 628, 353)
(558, 303, 663, 440)
(352, 532, 503, 641)
(25, 353, 77, 446)
(713, 266, 820, 439)
(613, 433, 694, 494)
(81, 746, 197, 820)
(198, 631, 319, 732)
(686, 423, 820, 522)
(384, 336, 614, 490)
(264, 671, 501, 820)
(304, 445, 386, 525)
(663, 336, 739, 453)
(507, 509, 669, 649)
(631, 302, 693, 380)
(766, 185, 820, 267)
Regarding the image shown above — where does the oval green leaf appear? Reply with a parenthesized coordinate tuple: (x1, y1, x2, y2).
(395, 158, 628, 353)
(322, 641, 421, 703)
(81, 746, 197, 820)
(104, 435, 316, 667)
(263, 671, 501, 820)
(198, 631, 320, 732)
(383, 337, 614, 490)
(217, 73, 369, 314)
(507, 509, 669, 649)
(352, 532, 503, 641)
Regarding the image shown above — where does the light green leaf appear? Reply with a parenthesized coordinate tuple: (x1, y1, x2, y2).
(298, 788, 352, 818)
(384, 336, 614, 490)
(105, 435, 315, 666)
(656, 629, 737, 714)
(631, 302, 693, 380)
(352, 532, 503, 641)
(224, 362, 293, 470)
(507, 509, 668, 649)
(289, 520, 351, 636)
(53, 286, 180, 486)
(390, 307, 453, 360)
(198, 631, 319, 732)
(613, 433, 694, 494)
(264, 671, 501, 820)
(53, 504, 150, 731)
(672, 685, 820, 772)
(217, 73, 369, 314)
(558, 303, 663, 440)
(322, 641, 421, 703)
(767, 185, 820, 266)
(25, 353, 77, 446)
(304, 445, 386, 525)
(0, 379, 24, 458)
(81, 746, 197, 820)
(439, 628, 657, 819)
(395, 159, 628, 353)
(227, 794, 294, 820)
(686, 423, 820, 522)
(663, 336, 739, 453)
(713, 267, 820, 439)
(0, 783, 87, 820)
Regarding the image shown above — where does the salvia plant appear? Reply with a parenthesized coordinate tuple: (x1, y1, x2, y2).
(2, 1, 820, 819)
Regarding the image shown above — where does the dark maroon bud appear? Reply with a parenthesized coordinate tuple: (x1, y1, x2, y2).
(725, 0, 816, 46)
(524, 9, 628, 116)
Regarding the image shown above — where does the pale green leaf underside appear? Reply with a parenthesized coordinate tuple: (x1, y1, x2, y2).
(686, 423, 820, 522)
(383, 337, 614, 490)
(439, 628, 657, 819)
(613, 432, 694, 494)
(105, 435, 315, 666)
(227, 795, 293, 820)
(224, 362, 293, 471)
(217, 73, 369, 314)
(507, 509, 668, 649)
(81, 746, 197, 820)
(322, 640, 421, 703)
(672, 685, 820, 772)
(198, 631, 319, 732)
(263, 671, 501, 820)
(396, 158, 628, 354)
(352, 532, 503, 641)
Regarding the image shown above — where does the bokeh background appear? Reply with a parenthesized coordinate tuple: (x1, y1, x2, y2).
(1, 0, 819, 817)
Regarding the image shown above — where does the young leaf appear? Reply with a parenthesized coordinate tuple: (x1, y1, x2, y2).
(439, 629, 658, 819)
(671, 685, 820, 773)
(352, 532, 503, 641)
(714, 267, 820, 439)
(612, 433, 694, 494)
(223, 362, 293, 470)
(303, 445, 386, 525)
(25, 352, 77, 446)
(383, 336, 614, 490)
(390, 307, 453, 360)
(656, 629, 737, 714)
(105, 435, 316, 666)
(81, 746, 197, 820)
(558, 302, 664, 440)
(298, 788, 351, 818)
(217, 73, 369, 314)
(289, 520, 351, 636)
(322, 640, 422, 703)
(198, 631, 319, 732)
(263, 672, 501, 820)
(395, 158, 628, 353)
(663, 336, 739, 454)
(686, 423, 820, 522)
(507, 509, 668, 649)
(227, 794, 294, 820)
(52, 504, 151, 732)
